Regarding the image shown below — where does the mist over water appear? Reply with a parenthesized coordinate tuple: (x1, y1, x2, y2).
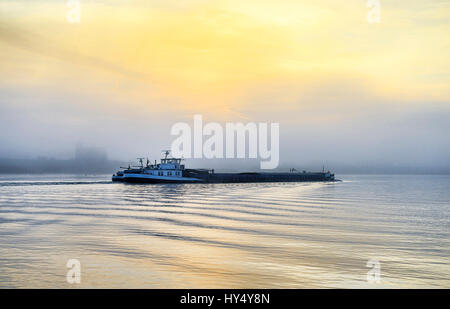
(1, 174, 449, 288)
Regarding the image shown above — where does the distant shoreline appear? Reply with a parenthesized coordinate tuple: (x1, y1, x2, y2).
(1, 157, 449, 175)
(0, 157, 124, 175)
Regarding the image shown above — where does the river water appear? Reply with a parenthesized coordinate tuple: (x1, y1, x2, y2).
(0, 174, 449, 288)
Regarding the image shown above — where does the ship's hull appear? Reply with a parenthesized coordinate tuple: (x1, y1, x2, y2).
(201, 172, 334, 183)
(113, 172, 335, 183)
(113, 173, 202, 183)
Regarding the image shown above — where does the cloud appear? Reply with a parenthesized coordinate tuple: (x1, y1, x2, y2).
(0, 0, 449, 171)
(0, 20, 150, 81)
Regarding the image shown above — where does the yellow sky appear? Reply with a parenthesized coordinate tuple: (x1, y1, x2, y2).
(1, 0, 449, 119)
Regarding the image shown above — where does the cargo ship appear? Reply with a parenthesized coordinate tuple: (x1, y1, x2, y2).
(112, 151, 335, 183)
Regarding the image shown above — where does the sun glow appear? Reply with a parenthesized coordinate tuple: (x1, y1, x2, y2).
(1, 0, 449, 118)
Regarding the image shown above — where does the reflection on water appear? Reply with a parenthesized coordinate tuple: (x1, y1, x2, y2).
(0, 175, 449, 288)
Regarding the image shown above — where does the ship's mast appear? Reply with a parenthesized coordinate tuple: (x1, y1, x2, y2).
(137, 158, 145, 168)
(162, 150, 170, 159)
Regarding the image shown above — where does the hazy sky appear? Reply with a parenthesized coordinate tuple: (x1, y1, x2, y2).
(0, 0, 449, 171)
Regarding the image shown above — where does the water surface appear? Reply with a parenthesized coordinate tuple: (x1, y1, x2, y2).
(0, 174, 449, 288)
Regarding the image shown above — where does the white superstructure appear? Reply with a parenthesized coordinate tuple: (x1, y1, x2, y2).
(112, 151, 203, 183)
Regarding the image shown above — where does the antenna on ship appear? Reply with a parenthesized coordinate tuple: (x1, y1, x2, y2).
(137, 158, 145, 168)
(162, 150, 171, 159)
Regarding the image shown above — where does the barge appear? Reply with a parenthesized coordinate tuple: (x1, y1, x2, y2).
(112, 151, 335, 183)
